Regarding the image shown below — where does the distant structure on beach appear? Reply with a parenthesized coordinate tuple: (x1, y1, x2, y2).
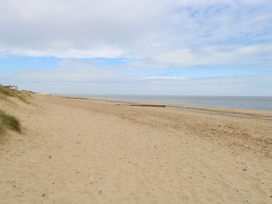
(0, 84, 18, 90)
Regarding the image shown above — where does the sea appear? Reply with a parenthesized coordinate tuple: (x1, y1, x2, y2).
(82, 95, 272, 111)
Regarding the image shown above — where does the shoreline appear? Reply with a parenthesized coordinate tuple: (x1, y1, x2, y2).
(60, 95, 272, 121)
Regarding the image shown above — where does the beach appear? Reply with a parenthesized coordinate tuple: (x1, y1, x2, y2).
(0, 94, 272, 203)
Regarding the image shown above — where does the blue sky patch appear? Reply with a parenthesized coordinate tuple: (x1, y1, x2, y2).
(0, 56, 59, 71)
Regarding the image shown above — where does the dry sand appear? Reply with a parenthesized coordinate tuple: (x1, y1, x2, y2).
(0, 94, 272, 204)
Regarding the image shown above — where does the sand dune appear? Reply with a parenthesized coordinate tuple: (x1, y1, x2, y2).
(0, 94, 272, 203)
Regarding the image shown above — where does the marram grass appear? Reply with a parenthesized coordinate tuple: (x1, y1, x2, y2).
(0, 110, 21, 134)
(0, 86, 29, 103)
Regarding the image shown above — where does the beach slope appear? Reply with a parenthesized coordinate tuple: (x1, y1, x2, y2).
(0, 94, 272, 203)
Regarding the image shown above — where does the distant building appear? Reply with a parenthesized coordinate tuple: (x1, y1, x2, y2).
(0, 84, 18, 90)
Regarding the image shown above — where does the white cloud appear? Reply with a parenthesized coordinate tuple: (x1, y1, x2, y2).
(1, 0, 271, 60)
(0, 0, 169, 50)
(129, 44, 272, 68)
(19, 67, 119, 82)
(0, 0, 272, 95)
(142, 76, 187, 81)
(0, 47, 126, 59)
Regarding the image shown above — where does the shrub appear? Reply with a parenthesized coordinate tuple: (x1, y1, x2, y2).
(0, 110, 21, 134)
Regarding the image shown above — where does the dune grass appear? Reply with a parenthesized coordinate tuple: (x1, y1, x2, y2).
(0, 86, 26, 136)
(0, 86, 29, 103)
(0, 110, 21, 134)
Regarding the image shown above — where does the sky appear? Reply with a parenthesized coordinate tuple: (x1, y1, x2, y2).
(0, 0, 272, 96)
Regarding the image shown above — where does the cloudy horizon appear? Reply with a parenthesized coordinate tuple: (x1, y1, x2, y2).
(0, 0, 272, 96)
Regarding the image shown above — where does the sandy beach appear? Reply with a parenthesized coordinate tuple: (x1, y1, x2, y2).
(0, 94, 272, 204)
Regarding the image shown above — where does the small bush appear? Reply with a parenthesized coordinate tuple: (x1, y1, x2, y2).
(0, 110, 21, 134)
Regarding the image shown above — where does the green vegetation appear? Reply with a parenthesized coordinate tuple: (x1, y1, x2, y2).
(0, 86, 30, 103)
(0, 110, 21, 134)
(0, 86, 26, 135)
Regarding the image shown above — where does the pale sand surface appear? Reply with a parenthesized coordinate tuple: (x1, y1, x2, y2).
(0, 94, 272, 203)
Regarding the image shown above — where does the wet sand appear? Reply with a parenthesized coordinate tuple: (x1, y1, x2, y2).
(0, 94, 272, 203)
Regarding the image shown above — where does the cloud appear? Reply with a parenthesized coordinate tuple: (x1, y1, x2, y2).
(129, 44, 272, 68)
(0, 0, 271, 95)
(11, 58, 131, 84)
(0, 0, 169, 50)
(1, 0, 271, 58)
(142, 76, 187, 81)
(11, 69, 272, 96)
(0, 47, 126, 59)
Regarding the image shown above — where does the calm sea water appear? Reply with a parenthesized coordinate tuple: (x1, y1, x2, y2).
(83, 95, 272, 111)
